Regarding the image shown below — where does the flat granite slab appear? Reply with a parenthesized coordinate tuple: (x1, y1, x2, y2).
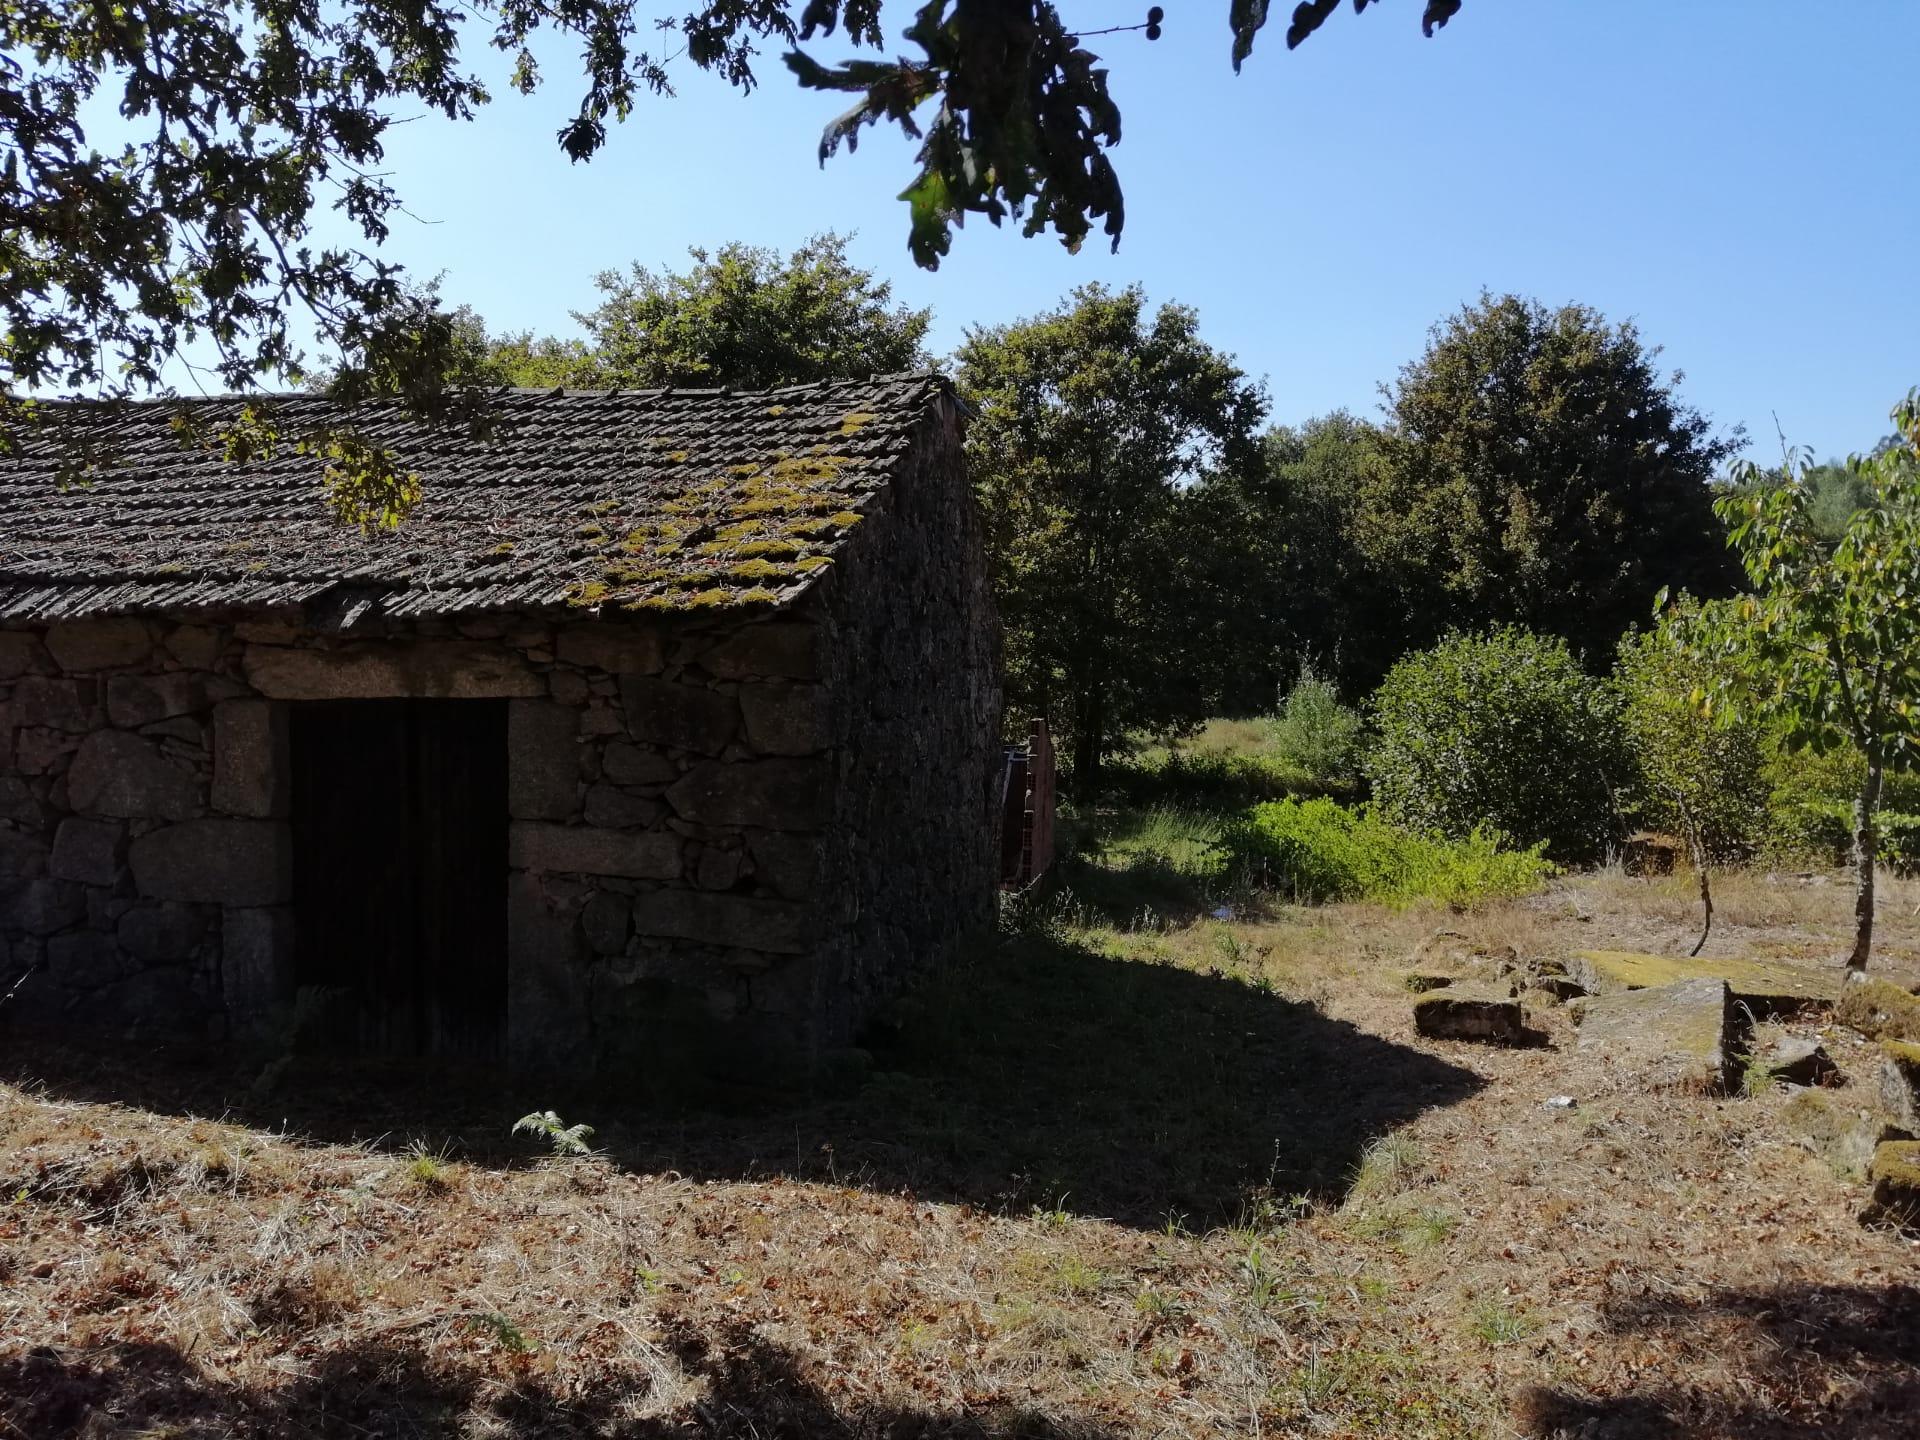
(1571, 950, 1837, 1016)
(1575, 976, 1736, 1093)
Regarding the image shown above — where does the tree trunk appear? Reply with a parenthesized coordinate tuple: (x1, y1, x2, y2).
(1676, 796, 1712, 958)
(1848, 753, 1884, 974)
(1072, 690, 1105, 793)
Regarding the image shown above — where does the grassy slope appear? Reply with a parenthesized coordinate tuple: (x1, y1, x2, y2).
(5, 796, 1920, 1436)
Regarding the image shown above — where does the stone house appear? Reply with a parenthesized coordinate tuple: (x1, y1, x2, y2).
(0, 373, 999, 1077)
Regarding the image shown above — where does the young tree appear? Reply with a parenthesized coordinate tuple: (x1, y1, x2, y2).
(432, 236, 930, 392)
(1355, 294, 1740, 665)
(955, 284, 1266, 784)
(1679, 390, 1920, 973)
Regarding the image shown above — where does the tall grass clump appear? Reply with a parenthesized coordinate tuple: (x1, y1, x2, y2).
(1224, 796, 1553, 906)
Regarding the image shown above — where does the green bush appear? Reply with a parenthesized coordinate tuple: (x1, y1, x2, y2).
(1223, 796, 1554, 906)
(1366, 628, 1624, 863)
(1613, 623, 1769, 861)
(1761, 741, 1920, 867)
(1268, 667, 1363, 782)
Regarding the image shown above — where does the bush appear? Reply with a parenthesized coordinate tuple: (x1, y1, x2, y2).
(1268, 667, 1363, 782)
(1223, 796, 1554, 906)
(1614, 623, 1769, 861)
(1762, 742, 1920, 867)
(1366, 628, 1624, 863)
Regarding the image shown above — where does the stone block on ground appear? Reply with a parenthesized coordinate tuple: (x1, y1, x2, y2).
(1570, 950, 1835, 1017)
(1881, 1041, 1920, 1131)
(1758, 1034, 1841, 1088)
(1781, 1088, 1910, 1180)
(1835, 979, 1920, 1042)
(1574, 976, 1736, 1092)
(1401, 971, 1457, 994)
(1864, 1140, 1920, 1228)
(1412, 989, 1525, 1045)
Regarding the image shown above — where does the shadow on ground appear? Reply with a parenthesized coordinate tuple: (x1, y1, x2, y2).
(0, 1320, 1117, 1439)
(2, 930, 1482, 1229)
(1514, 1282, 1920, 1439)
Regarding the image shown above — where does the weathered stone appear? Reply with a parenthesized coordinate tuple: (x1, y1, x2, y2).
(117, 902, 208, 963)
(581, 702, 623, 736)
(1881, 1041, 1920, 1131)
(1782, 1088, 1905, 1178)
(89, 967, 207, 1028)
(619, 675, 740, 756)
(0, 878, 84, 935)
(1575, 977, 1735, 1092)
(46, 932, 121, 990)
(67, 731, 201, 820)
(1864, 1140, 1920, 1227)
(507, 700, 580, 820)
(1835, 979, 1920, 1042)
(211, 700, 288, 818)
(1759, 1034, 1841, 1087)
(509, 822, 681, 879)
(236, 620, 300, 644)
(506, 871, 589, 1070)
(0, 631, 44, 679)
(555, 625, 665, 675)
(548, 668, 591, 705)
(1412, 989, 1526, 1045)
(580, 891, 631, 956)
(222, 906, 294, 1023)
(164, 624, 223, 669)
(1401, 971, 1457, 993)
(630, 889, 814, 954)
(127, 820, 291, 905)
(0, 777, 42, 825)
(666, 758, 831, 830)
(693, 844, 743, 891)
(581, 784, 666, 830)
(698, 622, 817, 680)
(144, 717, 207, 744)
(748, 831, 818, 900)
(9, 676, 104, 731)
(12, 727, 80, 774)
(243, 641, 545, 699)
(49, 817, 125, 885)
(0, 829, 49, 890)
(738, 683, 831, 755)
(602, 742, 679, 786)
(107, 672, 208, 728)
(45, 619, 151, 671)
(1571, 950, 1834, 1017)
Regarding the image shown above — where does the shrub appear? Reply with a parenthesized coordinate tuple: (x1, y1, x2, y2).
(1366, 628, 1624, 863)
(1762, 741, 1920, 867)
(1614, 622, 1769, 861)
(1223, 796, 1553, 906)
(1268, 667, 1363, 782)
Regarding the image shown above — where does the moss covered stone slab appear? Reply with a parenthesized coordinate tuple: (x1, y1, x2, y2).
(1880, 1041, 1920, 1131)
(1574, 977, 1735, 1093)
(1864, 1140, 1920, 1227)
(1412, 989, 1525, 1045)
(1783, 1089, 1909, 1181)
(1836, 979, 1920, 1042)
(1570, 950, 1835, 1017)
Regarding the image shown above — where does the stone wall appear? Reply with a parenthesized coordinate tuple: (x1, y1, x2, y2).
(0, 395, 999, 1077)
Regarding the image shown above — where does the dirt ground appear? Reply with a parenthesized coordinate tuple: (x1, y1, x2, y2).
(3, 866, 1917, 1438)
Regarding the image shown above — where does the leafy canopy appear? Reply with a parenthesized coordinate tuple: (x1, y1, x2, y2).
(1355, 293, 1739, 664)
(452, 234, 931, 392)
(954, 282, 1266, 778)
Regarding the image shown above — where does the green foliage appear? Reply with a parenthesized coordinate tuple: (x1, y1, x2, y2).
(1678, 391, 1920, 966)
(957, 283, 1267, 782)
(1366, 627, 1625, 862)
(1268, 667, 1363, 783)
(512, 1110, 597, 1158)
(1354, 294, 1738, 663)
(1223, 797, 1553, 907)
(1615, 613, 1769, 860)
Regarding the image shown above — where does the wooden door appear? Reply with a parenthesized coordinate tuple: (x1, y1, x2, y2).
(290, 699, 508, 1058)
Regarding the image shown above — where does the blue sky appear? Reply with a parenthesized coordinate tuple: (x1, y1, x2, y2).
(339, 1, 1916, 460)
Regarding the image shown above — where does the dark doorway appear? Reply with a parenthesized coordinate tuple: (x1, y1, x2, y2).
(290, 699, 509, 1058)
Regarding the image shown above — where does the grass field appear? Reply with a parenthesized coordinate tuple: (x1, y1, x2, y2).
(5, 790, 1920, 1437)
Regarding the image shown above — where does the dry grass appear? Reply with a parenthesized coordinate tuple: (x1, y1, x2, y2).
(4, 862, 1920, 1437)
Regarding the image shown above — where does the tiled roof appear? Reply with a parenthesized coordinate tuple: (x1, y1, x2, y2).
(0, 373, 947, 623)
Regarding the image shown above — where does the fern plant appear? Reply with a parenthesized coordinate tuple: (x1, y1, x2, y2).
(512, 1110, 596, 1158)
